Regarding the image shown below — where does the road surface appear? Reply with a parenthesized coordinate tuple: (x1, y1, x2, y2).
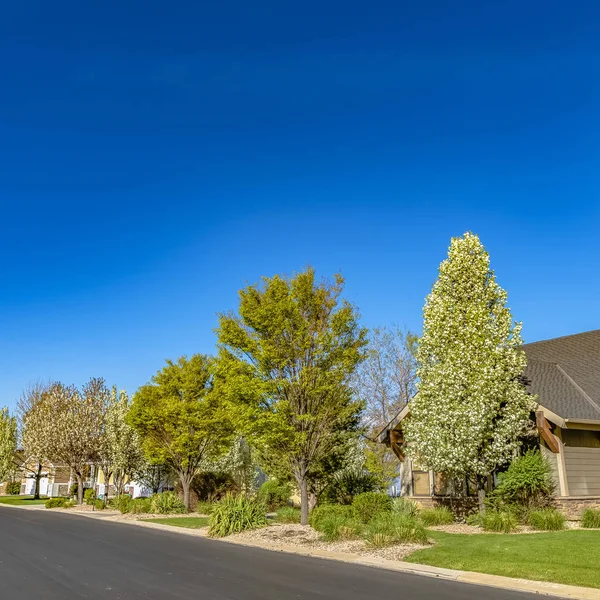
(0, 506, 535, 599)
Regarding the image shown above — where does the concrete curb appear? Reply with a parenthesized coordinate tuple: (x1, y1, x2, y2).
(3, 504, 599, 600)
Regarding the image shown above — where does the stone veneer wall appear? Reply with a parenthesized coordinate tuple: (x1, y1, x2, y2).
(555, 496, 600, 519)
(408, 495, 479, 518)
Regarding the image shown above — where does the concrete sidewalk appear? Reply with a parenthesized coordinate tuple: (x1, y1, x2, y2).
(3, 503, 598, 600)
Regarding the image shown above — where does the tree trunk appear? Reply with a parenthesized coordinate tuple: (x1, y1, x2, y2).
(299, 477, 309, 526)
(477, 476, 487, 515)
(76, 473, 84, 505)
(33, 464, 42, 500)
(180, 474, 191, 512)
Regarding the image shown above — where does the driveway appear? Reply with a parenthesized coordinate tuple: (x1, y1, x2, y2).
(0, 506, 535, 599)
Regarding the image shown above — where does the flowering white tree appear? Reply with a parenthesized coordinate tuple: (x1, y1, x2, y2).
(404, 232, 535, 509)
(0, 407, 17, 485)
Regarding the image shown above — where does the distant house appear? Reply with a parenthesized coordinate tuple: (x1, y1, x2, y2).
(378, 329, 600, 516)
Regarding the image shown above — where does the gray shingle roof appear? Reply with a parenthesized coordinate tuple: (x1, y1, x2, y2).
(524, 330, 600, 421)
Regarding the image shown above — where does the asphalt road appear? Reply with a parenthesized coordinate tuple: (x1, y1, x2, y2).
(0, 506, 535, 600)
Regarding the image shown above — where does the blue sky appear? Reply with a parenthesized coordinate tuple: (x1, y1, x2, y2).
(1, 1, 599, 409)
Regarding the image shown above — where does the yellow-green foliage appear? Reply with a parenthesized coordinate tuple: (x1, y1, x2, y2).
(363, 513, 428, 547)
(208, 495, 267, 537)
(419, 507, 454, 526)
(581, 508, 600, 529)
(352, 492, 392, 523)
(482, 510, 518, 533)
(527, 508, 566, 531)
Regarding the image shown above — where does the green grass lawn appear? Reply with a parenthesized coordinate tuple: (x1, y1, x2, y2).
(141, 517, 210, 529)
(406, 530, 600, 589)
(0, 495, 48, 506)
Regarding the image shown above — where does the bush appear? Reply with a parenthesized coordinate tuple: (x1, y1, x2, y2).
(70, 483, 78, 498)
(527, 508, 566, 531)
(208, 495, 268, 537)
(309, 503, 354, 531)
(113, 494, 133, 514)
(491, 450, 554, 513)
(257, 479, 291, 511)
(275, 506, 302, 524)
(94, 498, 105, 510)
(196, 501, 214, 515)
(45, 497, 67, 509)
(465, 512, 484, 527)
(419, 507, 454, 526)
(191, 471, 237, 502)
(363, 513, 428, 547)
(318, 513, 363, 542)
(129, 498, 152, 514)
(151, 491, 187, 514)
(482, 510, 518, 533)
(391, 497, 420, 518)
(6, 481, 21, 495)
(581, 508, 600, 529)
(84, 488, 96, 506)
(320, 469, 381, 505)
(352, 492, 392, 523)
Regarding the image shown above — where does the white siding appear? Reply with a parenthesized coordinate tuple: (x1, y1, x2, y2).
(564, 447, 600, 496)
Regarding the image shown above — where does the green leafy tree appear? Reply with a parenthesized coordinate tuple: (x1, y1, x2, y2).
(0, 407, 17, 485)
(128, 355, 233, 511)
(404, 232, 535, 510)
(214, 268, 367, 524)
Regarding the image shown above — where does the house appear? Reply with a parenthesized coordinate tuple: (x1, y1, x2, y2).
(378, 329, 600, 517)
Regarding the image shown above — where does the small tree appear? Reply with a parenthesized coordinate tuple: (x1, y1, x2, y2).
(128, 355, 233, 511)
(404, 232, 535, 511)
(214, 268, 367, 524)
(0, 407, 17, 485)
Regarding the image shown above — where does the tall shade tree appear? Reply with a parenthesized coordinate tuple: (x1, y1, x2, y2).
(128, 355, 232, 511)
(214, 268, 368, 524)
(0, 407, 17, 485)
(403, 232, 535, 510)
(24, 380, 105, 504)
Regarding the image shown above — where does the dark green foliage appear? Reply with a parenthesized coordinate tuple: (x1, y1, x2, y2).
(275, 506, 301, 524)
(257, 479, 291, 511)
(363, 513, 428, 547)
(45, 497, 67, 509)
(208, 495, 268, 537)
(150, 491, 186, 514)
(84, 488, 96, 505)
(491, 450, 554, 513)
(191, 471, 237, 502)
(69, 483, 78, 498)
(391, 497, 420, 518)
(527, 508, 566, 531)
(351, 492, 392, 523)
(581, 508, 600, 529)
(94, 498, 105, 510)
(6, 481, 21, 495)
(113, 494, 133, 514)
(320, 469, 380, 505)
(482, 510, 518, 533)
(419, 507, 454, 526)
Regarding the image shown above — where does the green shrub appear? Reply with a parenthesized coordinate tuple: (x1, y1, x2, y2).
(191, 471, 237, 502)
(465, 512, 484, 526)
(363, 513, 428, 547)
(208, 494, 268, 537)
(391, 497, 420, 518)
(6, 481, 21, 495)
(491, 450, 554, 513)
(321, 469, 381, 505)
(482, 510, 518, 533)
(581, 508, 600, 529)
(94, 498, 105, 510)
(318, 513, 363, 542)
(70, 483, 78, 498)
(352, 492, 392, 523)
(151, 491, 187, 514)
(114, 494, 133, 514)
(309, 503, 354, 531)
(275, 506, 301, 524)
(419, 507, 454, 526)
(527, 508, 566, 531)
(45, 497, 67, 509)
(257, 479, 291, 511)
(196, 501, 214, 515)
(129, 498, 152, 514)
(84, 488, 96, 506)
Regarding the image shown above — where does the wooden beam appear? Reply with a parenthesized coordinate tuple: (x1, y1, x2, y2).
(536, 410, 560, 453)
(389, 428, 405, 460)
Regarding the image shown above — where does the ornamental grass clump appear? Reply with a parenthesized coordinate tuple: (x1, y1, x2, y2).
(482, 510, 518, 533)
(419, 507, 454, 526)
(45, 497, 68, 509)
(150, 491, 186, 514)
(275, 506, 301, 524)
(208, 495, 268, 537)
(391, 497, 420, 518)
(527, 508, 566, 531)
(351, 492, 392, 523)
(363, 513, 428, 548)
(196, 501, 214, 516)
(581, 508, 600, 529)
(129, 497, 152, 514)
